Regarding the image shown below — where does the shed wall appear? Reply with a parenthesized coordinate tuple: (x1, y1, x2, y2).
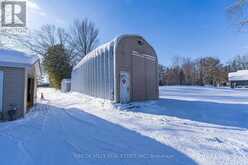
(0, 66, 25, 120)
(71, 44, 115, 100)
(115, 36, 159, 102)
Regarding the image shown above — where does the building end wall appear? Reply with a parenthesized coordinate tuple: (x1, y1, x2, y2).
(115, 35, 159, 103)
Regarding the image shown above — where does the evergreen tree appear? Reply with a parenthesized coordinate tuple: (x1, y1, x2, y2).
(43, 44, 72, 89)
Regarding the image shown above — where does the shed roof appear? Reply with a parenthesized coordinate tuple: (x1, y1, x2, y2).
(228, 70, 248, 81)
(0, 49, 39, 68)
(73, 34, 150, 71)
(73, 37, 116, 71)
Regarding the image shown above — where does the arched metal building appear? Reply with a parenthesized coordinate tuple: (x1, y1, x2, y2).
(71, 35, 159, 103)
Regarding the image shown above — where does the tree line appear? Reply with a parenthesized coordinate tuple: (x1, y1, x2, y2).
(158, 0, 248, 87)
(159, 55, 248, 86)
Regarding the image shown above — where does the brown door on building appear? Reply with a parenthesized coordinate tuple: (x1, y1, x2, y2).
(27, 78, 34, 109)
(132, 53, 146, 101)
(132, 51, 157, 101)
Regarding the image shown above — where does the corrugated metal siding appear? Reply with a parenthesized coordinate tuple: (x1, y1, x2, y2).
(71, 44, 115, 100)
(71, 35, 159, 103)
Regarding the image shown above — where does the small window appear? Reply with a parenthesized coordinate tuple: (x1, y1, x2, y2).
(137, 40, 144, 46)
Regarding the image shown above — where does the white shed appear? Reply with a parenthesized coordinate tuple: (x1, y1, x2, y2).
(228, 70, 248, 88)
(0, 49, 41, 120)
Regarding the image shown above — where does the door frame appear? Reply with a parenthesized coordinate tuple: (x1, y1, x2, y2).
(120, 71, 130, 103)
(0, 71, 4, 112)
(27, 77, 34, 108)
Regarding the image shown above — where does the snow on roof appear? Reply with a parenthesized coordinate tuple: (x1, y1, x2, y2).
(228, 70, 248, 81)
(73, 34, 144, 71)
(73, 38, 116, 71)
(0, 49, 39, 68)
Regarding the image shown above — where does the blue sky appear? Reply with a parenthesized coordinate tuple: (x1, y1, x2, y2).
(28, 0, 248, 66)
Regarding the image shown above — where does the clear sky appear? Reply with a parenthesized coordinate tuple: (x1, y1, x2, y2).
(28, 0, 248, 66)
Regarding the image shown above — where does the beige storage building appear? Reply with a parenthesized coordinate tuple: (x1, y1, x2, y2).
(71, 35, 159, 103)
(0, 49, 41, 120)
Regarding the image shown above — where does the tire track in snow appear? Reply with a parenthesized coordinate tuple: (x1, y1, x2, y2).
(55, 108, 94, 165)
(0, 132, 34, 164)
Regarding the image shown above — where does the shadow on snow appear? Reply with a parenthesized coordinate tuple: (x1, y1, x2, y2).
(0, 104, 197, 165)
(127, 98, 248, 129)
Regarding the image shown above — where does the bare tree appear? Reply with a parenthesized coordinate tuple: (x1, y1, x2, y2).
(162, 56, 228, 86)
(0, 31, 20, 49)
(228, 0, 248, 30)
(14, 25, 77, 85)
(158, 64, 167, 85)
(227, 54, 248, 71)
(0, 34, 7, 48)
(181, 57, 194, 85)
(69, 18, 99, 61)
(18, 25, 71, 56)
(195, 57, 227, 86)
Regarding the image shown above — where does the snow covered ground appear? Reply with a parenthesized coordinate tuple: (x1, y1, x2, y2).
(0, 86, 248, 165)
